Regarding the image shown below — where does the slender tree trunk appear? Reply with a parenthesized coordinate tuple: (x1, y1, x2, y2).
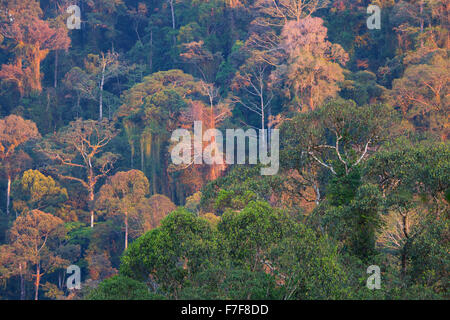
(124, 211, 128, 250)
(6, 175, 11, 215)
(76, 94, 81, 118)
(401, 213, 409, 277)
(130, 146, 134, 169)
(420, 1, 424, 48)
(313, 183, 320, 205)
(54, 50, 58, 88)
(99, 64, 106, 120)
(209, 97, 220, 180)
(31, 48, 44, 92)
(169, 0, 175, 30)
(35, 262, 40, 300)
(261, 109, 265, 142)
(169, 0, 176, 45)
(140, 138, 145, 172)
(149, 30, 153, 73)
(89, 187, 94, 228)
(19, 263, 25, 300)
(260, 84, 265, 144)
(309, 92, 314, 111)
(89, 168, 95, 228)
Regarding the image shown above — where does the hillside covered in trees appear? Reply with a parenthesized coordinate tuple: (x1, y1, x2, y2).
(0, 0, 448, 300)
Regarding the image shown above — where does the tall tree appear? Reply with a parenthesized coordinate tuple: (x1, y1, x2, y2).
(0, 115, 40, 215)
(253, 0, 330, 26)
(0, 0, 70, 93)
(96, 170, 150, 249)
(281, 99, 394, 177)
(41, 119, 118, 227)
(275, 17, 349, 111)
(231, 54, 273, 136)
(4, 209, 67, 300)
(392, 53, 449, 141)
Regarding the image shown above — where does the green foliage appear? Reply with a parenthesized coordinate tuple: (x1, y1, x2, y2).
(201, 165, 283, 213)
(0, 0, 448, 301)
(218, 201, 285, 270)
(12, 169, 68, 215)
(120, 208, 219, 298)
(408, 217, 449, 294)
(87, 275, 162, 300)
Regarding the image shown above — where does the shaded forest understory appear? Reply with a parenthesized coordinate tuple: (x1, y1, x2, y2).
(0, 0, 448, 300)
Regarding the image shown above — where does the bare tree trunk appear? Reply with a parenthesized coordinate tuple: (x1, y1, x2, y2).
(99, 64, 106, 120)
(19, 263, 25, 300)
(149, 30, 153, 73)
(124, 211, 128, 250)
(35, 262, 40, 300)
(54, 50, 58, 88)
(140, 139, 145, 172)
(6, 175, 11, 215)
(89, 187, 94, 228)
(76, 94, 81, 118)
(89, 168, 95, 228)
(169, 0, 176, 45)
(401, 213, 409, 277)
(260, 88, 265, 144)
(169, 0, 176, 30)
(420, 1, 424, 48)
(313, 183, 320, 205)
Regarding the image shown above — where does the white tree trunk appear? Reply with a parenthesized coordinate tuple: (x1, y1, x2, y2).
(99, 65, 106, 120)
(6, 176, 11, 215)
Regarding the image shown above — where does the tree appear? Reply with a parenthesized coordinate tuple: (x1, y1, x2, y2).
(231, 54, 274, 136)
(41, 119, 118, 227)
(116, 70, 198, 195)
(12, 169, 68, 216)
(179, 40, 223, 83)
(62, 67, 98, 118)
(253, 0, 330, 26)
(121, 208, 218, 298)
(282, 99, 394, 177)
(268, 221, 349, 299)
(87, 52, 122, 120)
(4, 209, 68, 300)
(218, 201, 285, 272)
(0, 115, 40, 215)
(367, 140, 450, 274)
(0, 0, 70, 93)
(118, 69, 229, 199)
(407, 216, 449, 294)
(275, 17, 349, 111)
(96, 170, 150, 249)
(392, 54, 449, 141)
(87, 275, 160, 300)
(135, 194, 176, 233)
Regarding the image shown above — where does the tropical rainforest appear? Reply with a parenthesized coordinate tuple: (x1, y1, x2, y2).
(0, 0, 448, 300)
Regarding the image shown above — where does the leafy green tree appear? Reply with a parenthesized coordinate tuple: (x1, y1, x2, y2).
(281, 99, 394, 177)
(366, 140, 450, 275)
(218, 201, 285, 272)
(179, 265, 281, 300)
(12, 169, 68, 216)
(268, 222, 350, 299)
(121, 208, 218, 298)
(407, 216, 449, 294)
(87, 275, 161, 300)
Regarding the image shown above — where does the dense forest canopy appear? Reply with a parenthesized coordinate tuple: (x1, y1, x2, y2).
(0, 0, 448, 300)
